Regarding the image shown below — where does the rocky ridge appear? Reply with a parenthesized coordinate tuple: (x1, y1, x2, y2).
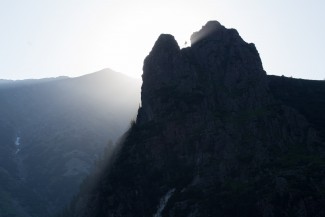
(67, 21, 325, 217)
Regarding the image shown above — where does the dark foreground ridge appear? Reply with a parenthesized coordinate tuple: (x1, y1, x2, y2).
(64, 21, 325, 217)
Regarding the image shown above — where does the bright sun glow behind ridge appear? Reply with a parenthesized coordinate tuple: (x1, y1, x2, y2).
(0, 0, 324, 80)
(80, 0, 218, 79)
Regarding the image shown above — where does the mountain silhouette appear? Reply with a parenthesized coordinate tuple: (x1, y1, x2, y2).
(63, 21, 325, 217)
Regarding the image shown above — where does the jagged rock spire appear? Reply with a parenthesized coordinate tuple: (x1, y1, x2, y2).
(138, 21, 268, 124)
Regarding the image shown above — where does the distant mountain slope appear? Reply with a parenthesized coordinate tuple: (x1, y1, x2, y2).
(0, 76, 69, 89)
(0, 69, 141, 217)
(64, 22, 325, 217)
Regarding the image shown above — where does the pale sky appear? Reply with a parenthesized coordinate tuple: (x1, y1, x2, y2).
(0, 0, 324, 80)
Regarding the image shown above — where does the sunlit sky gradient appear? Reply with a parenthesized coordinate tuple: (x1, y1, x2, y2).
(0, 0, 324, 80)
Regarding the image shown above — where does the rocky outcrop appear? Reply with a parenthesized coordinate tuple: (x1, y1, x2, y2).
(138, 21, 269, 124)
(68, 21, 325, 217)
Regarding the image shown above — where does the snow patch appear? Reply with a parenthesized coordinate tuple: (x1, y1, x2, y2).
(15, 136, 20, 146)
(14, 136, 21, 154)
(153, 188, 175, 217)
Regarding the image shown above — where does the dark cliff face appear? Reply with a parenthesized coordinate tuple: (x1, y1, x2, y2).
(138, 21, 268, 125)
(268, 75, 325, 137)
(70, 22, 325, 217)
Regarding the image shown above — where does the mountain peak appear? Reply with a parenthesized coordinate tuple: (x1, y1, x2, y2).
(190, 20, 225, 44)
(151, 34, 180, 52)
(138, 20, 267, 124)
(142, 34, 180, 77)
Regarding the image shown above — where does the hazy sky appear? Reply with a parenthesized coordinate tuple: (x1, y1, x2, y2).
(0, 0, 324, 80)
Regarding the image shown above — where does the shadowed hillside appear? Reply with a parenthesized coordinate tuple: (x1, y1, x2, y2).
(0, 69, 141, 217)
